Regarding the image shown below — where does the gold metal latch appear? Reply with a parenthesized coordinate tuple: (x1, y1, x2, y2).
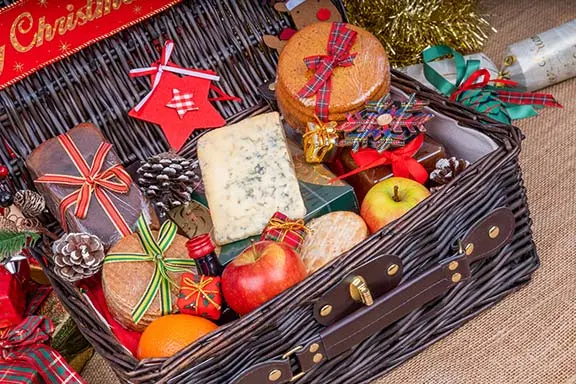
(349, 275, 374, 306)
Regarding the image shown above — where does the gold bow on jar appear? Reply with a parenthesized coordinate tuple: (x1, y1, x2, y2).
(302, 118, 341, 163)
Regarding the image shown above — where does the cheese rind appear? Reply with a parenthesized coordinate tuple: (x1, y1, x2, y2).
(197, 112, 306, 245)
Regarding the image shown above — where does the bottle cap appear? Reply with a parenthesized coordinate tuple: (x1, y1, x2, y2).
(186, 234, 215, 259)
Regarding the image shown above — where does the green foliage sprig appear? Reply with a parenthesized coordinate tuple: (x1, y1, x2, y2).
(0, 231, 41, 263)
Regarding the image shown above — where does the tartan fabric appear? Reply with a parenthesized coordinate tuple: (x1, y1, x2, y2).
(0, 316, 86, 384)
(337, 94, 433, 153)
(166, 88, 199, 119)
(365, 94, 393, 114)
(297, 22, 357, 121)
(496, 90, 563, 108)
(177, 273, 222, 320)
(25, 285, 52, 316)
(261, 212, 309, 253)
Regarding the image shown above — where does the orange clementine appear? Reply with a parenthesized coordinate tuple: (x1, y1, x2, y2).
(137, 314, 218, 359)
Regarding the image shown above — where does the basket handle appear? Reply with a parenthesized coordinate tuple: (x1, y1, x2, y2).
(230, 207, 515, 384)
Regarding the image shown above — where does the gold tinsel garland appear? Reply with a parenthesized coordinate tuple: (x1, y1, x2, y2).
(343, 0, 494, 67)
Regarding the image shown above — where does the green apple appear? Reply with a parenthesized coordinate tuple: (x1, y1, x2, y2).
(360, 177, 430, 233)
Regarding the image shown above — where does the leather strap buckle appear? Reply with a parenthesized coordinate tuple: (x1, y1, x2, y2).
(349, 275, 374, 306)
(314, 255, 403, 326)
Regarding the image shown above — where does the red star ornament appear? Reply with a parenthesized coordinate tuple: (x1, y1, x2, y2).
(129, 71, 226, 151)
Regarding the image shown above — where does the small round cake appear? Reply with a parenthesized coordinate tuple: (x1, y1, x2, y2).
(102, 231, 193, 332)
(276, 22, 390, 132)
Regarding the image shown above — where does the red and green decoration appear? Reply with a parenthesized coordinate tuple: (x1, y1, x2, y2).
(0, 316, 86, 384)
(422, 45, 562, 124)
(177, 273, 222, 321)
(260, 212, 310, 253)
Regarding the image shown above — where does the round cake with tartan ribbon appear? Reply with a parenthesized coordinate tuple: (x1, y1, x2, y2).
(102, 216, 196, 331)
(276, 22, 390, 131)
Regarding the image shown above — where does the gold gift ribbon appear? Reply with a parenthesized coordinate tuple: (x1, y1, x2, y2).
(267, 217, 311, 242)
(303, 118, 340, 163)
(181, 276, 221, 311)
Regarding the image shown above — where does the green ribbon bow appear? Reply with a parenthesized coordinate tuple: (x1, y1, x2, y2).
(422, 45, 545, 124)
(104, 216, 196, 324)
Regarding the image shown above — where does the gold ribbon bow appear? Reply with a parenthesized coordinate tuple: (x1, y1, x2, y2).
(303, 118, 340, 163)
(267, 217, 310, 242)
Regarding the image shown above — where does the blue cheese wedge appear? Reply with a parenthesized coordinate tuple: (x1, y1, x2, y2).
(197, 112, 306, 245)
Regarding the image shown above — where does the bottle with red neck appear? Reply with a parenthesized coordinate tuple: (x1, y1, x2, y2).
(186, 234, 222, 277)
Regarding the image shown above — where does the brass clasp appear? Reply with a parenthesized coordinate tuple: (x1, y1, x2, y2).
(349, 275, 374, 306)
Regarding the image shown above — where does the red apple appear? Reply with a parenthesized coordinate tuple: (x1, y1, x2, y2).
(361, 177, 430, 234)
(221, 240, 307, 315)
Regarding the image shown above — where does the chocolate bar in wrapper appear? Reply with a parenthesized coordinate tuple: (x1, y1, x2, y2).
(27, 123, 152, 248)
(338, 135, 445, 202)
(501, 18, 576, 91)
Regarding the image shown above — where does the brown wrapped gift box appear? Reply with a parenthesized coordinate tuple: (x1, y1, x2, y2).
(26, 123, 151, 248)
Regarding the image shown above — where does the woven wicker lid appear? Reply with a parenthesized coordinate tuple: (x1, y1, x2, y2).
(102, 231, 193, 332)
(276, 22, 390, 125)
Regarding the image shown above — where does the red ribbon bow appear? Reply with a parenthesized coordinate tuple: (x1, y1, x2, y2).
(297, 22, 357, 121)
(0, 316, 86, 384)
(330, 134, 428, 184)
(451, 69, 562, 108)
(36, 134, 132, 236)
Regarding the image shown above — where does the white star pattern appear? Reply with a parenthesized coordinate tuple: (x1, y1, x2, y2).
(166, 89, 199, 119)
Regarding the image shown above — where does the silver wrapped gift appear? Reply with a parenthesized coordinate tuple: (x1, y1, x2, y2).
(501, 18, 576, 91)
(397, 53, 498, 89)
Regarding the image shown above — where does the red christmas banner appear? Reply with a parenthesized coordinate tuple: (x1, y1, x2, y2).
(0, 0, 181, 90)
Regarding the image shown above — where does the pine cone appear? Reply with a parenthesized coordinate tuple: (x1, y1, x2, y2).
(429, 157, 470, 192)
(136, 152, 201, 213)
(52, 233, 105, 282)
(14, 190, 46, 218)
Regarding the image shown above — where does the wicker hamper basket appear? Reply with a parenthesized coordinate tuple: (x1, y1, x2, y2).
(0, 1, 539, 383)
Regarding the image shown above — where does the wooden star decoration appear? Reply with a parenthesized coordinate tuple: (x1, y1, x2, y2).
(129, 71, 226, 151)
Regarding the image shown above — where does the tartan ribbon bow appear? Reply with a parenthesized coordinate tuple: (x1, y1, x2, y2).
(422, 45, 562, 124)
(297, 22, 358, 121)
(181, 276, 221, 311)
(130, 40, 220, 112)
(105, 216, 196, 324)
(36, 134, 132, 237)
(0, 316, 86, 384)
(331, 134, 428, 184)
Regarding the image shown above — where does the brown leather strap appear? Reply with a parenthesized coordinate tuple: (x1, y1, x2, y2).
(461, 207, 515, 263)
(231, 208, 515, 384)
(320, 255, 469, 358)
(231, 359, 292, 384)
(314, 255, 403, 326)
